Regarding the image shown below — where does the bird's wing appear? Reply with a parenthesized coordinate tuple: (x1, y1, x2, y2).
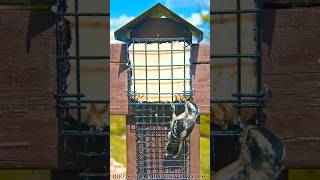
(171, 118, 186, 140)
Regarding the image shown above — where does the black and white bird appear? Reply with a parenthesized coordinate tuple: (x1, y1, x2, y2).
(213, 124, 285, 180)
(165, 101, 199, 159)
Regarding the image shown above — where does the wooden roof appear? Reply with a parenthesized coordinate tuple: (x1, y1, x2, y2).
(114, 3, 203, 43)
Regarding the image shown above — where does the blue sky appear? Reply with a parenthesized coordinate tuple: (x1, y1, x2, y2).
(110, 0, 210, 43)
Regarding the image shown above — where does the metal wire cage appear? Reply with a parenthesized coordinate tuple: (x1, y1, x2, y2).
(55, 0, 109, 179)
(210, 0, 265, 175)
(127, 38, 193, 179)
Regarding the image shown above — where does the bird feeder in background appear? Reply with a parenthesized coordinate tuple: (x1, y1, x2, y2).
(115, 3, 203, 180)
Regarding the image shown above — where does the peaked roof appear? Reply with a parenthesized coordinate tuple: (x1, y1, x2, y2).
(114, 3, 203, 43)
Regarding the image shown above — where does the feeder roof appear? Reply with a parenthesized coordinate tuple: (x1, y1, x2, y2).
(114, 3, 203, 43)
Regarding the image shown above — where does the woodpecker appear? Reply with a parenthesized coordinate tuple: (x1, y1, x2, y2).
(213, 124, 285, 180)
(165, 101, 199, 159)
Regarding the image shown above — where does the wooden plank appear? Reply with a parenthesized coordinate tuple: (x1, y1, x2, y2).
(190, 117, 200, 179)
(110, 63, 210, 114)
(0, 10, 57, 168)
(0, 0, 52, 4)
(65, 0, 110, 14)
(110, 44, 210, 64)
(210, 0, 255, 11)
(210, 0, 320, 9)
(126, 115, 137, 179)
(0, 0, 110, 10)
(191, 44, 210, 64)
(262, 9, 320, 168)
(110, 63, 128, 115)
(110, 44, 126, 63)
(192, 64, 210, 114)
(262, 0, 320, 7)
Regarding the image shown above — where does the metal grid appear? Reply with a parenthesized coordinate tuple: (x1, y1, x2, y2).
(210, 0, 265, 174)
(127, 38, 192, 179)
(55, 0, 109, 179)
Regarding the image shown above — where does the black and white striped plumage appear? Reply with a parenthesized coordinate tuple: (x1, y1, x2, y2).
(165, 101, 199, 159)
(213, 125, 285, 180)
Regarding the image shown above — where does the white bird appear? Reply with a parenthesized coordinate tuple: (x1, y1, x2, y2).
(165, 101, 199, 159)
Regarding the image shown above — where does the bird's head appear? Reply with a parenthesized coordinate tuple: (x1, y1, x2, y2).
(185, 101, 199, 116)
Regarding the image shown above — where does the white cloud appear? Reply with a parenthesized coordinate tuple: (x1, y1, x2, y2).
(201, 10, 209, 16)
(185, 13, 202, 26)
(110, 15, 134, 43)
(110, 15, 134, 31)
(161, 0, 203, 8)
(182, 10, 208, 27)
(160, 0, 174, 8)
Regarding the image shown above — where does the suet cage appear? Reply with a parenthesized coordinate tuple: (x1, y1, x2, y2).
(55, 0, 109, 179)
(211, 0, 267, 175)
(115, 3, 203, 180)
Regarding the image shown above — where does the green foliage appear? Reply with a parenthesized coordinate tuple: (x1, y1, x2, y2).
(200, 13, 210, 24)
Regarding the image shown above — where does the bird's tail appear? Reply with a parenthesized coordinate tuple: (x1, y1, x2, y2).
(165, 140, 183, 159)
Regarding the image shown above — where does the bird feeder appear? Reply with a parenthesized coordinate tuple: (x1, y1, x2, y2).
(115, 3, 203, 179)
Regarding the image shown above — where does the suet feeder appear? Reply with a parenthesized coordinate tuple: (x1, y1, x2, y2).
(115, 3, 202, 179)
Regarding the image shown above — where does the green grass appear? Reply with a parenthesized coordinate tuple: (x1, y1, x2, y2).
(110, 115, 127, 166)
(110, 135, 127, 166)
(110, 115, 126, 136)
(200, 115, 210, 138)
(200, 137, 210, 180)
(200, 115, 210, 180)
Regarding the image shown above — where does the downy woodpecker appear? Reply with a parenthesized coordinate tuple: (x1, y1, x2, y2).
(165, 101, 199, 159)
(213, 124, 285, 180)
